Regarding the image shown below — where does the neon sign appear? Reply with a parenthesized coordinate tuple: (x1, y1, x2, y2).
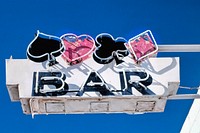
(27, 30, 158, 97)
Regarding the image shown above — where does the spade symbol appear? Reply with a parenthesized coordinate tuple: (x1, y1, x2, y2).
(27, 30, 65, 66)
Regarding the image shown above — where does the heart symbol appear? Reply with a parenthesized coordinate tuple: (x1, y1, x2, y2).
(127, 30, 158, 63)
(60, 33, 95, 65)
(93, 33, 129, 65)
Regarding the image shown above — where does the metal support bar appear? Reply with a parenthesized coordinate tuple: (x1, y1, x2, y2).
(158, 45, 200, 52)
(158, 46, 200, 100)
(168, 94, 200, 100)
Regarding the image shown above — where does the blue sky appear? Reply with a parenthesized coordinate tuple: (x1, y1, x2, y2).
(1, 0, 200, 133)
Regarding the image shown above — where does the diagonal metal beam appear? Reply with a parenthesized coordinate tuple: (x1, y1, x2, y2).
(168, 94, 200, 100)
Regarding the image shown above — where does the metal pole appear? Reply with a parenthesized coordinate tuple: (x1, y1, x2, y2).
(168, 94, 200, 100)
(158, 45, 200, 52)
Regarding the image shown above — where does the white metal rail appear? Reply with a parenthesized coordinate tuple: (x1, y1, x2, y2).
(168, 94, 200, 100)
(158, 45, 200, 52)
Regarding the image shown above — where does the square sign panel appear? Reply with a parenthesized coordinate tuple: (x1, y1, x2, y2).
(127, 30, 158, 63)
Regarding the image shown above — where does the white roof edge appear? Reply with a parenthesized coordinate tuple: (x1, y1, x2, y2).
(181, 89, 200, 133)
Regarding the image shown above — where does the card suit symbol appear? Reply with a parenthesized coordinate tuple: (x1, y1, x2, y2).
(60, 33, 95, 65)
(27, 30, 65, 66)
(93, 33, 129, 65)
(127, 30, 158, 63)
